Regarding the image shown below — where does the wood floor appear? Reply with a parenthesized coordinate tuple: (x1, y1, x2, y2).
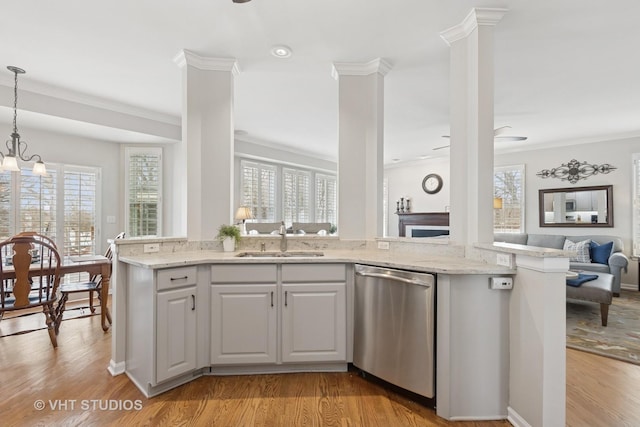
(1, 304, 640, 427)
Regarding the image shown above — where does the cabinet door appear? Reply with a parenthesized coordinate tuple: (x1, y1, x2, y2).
(211, 284, 277, 365)
(282, 283, 346, 363)
(156, 286, 197, 383)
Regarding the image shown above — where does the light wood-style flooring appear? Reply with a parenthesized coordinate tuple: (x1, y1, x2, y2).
(1, 303, 640, 426)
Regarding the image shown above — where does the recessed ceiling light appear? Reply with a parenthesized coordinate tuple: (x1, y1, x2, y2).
(271, 45, 292, 58)
(232, 0, 252, 3)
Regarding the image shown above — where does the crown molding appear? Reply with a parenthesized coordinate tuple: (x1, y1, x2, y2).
(0, 76, 180, 126)
(440, 7, 508, 46)
(331, 58, 393, 80)
(173, 50, 240, 76)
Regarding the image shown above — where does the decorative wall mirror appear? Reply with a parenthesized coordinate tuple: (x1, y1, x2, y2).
(538, 185, 613, 227)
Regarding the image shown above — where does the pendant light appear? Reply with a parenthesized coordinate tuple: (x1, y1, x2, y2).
(1, 66, 46, 175)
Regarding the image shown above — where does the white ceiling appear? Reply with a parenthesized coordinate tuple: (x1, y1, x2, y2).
(1, 0, 639, 164)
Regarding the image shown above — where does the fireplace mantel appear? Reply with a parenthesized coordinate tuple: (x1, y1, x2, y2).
(397, 212, 450, 237)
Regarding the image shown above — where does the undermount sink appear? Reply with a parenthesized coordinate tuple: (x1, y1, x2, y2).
(235, 251, 324, 258)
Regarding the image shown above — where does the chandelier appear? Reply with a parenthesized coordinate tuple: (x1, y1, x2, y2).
(1, 66, 46, 175)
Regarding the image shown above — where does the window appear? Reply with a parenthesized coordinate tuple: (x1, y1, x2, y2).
(0, 164, 100, 269)
(239, 158, 337, 229)
(315, 173, 337, 225)
(64, 167, 97, 256)
(18, 168, 58, 238)
(494, 165, 525, 233)
(633, 154, 640, 258)
(240, 160, 277, 222)
(283, 168, 311, 225)
(125, 147, 162, 237)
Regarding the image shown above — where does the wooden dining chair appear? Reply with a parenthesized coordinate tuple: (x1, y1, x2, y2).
(0, 234, 62, 347)
(56, 232, 124, 328)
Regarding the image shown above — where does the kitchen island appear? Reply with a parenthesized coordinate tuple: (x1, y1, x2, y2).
(109, 236, 567, 425)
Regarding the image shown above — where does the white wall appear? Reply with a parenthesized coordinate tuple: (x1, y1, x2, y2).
(385, 136, 639, 285)
(385, 158, 450, 237)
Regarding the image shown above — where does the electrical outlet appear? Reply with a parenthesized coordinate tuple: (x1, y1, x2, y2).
(377, 241, 390, 250)
(143, 243, 160, 253)
(496, 253, 512, 267)
(490, 277, 513, 290)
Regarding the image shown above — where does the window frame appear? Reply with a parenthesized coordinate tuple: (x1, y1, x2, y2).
(124, 146, 163, 238)
(494, 164, 525, 233)
(0, 163, 101, 259)
(238, 157, 337, 229)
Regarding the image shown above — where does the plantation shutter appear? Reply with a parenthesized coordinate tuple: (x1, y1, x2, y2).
(19, 168, 57, 240)
(633, 154, 640, 257)
(315, 173, 337, 225)
(125, 147, 162, 237)
(64, 168, 97, 257)
(283, 168, 310, 226)
(0, 173, 12, 241)
(240, 160, 276, 221)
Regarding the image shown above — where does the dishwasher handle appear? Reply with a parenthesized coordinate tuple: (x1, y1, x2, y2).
(355, 270, 432, 287)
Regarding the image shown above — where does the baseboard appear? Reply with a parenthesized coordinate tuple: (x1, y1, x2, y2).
(507, 406, 532, 427)
(108, 359, 126, 376)
(621, 283, 637, 292)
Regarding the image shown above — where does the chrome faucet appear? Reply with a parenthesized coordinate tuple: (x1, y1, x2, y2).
(279, 221, 287, 252)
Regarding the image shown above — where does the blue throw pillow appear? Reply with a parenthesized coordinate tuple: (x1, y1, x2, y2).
(590, 241, 613, 265)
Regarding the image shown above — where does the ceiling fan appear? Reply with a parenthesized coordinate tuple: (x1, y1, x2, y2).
(433, 126, 527, 151)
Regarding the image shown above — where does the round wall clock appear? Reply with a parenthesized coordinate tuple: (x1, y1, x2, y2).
(422, 173, 443, 194)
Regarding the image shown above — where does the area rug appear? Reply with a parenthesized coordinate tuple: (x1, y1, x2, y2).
(566, 289, 640, 365)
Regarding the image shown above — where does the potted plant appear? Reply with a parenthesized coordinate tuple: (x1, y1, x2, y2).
(216, 224, 241, 252)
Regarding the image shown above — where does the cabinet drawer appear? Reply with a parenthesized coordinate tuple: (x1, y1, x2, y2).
(157, 266, 198, 291)
(211, 264, 277, 283)
(282, 264, 345, 282)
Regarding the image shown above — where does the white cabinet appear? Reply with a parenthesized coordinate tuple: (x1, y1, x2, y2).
(156, 285, 197, 383)
(281, 264, 347, 363)
(210, 263, 347, 366)
(575, 191, 593, 211)
(126, 265, 201, 396)
(210, 264, 278, 365)
(210, 284, 277, 364)
(281, 282, 346, 362)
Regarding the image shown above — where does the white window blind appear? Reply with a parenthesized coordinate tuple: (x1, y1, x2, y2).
(633, 154, 640, 257)
(315, 173, 337, 225)
(494, 165, 525, 233)
(283, 168, 311, 226)
(125, 147, 162, 237)
(63, 168, 97, 256)
(240, 160, 276, 222)
(19, 168, 58, 241)
(0, 164, 99, 285)
(0, 172, 13, 241)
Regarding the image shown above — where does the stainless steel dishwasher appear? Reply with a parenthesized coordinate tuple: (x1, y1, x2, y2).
(354, 264, 435, 398)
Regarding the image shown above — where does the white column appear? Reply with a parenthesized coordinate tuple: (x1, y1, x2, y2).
(174, 50, 238, 241)
(440, 8, 507, 246)
(332, 59, 391, 240)
(508, 255, 568, 426)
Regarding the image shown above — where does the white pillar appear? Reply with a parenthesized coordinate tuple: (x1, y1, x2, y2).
(332, 59, 391, 240)
(509, 255, 567, 426)
(440, 8, 506, 246)
(174, 50, 238, 241)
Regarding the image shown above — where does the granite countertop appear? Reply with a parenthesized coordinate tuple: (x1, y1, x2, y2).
(118, 249, 515, 275)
